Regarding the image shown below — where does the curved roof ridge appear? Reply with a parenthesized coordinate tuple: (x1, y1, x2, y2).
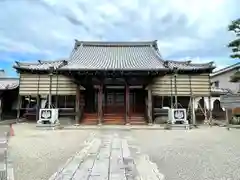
(38, 59, 68, 64)
(74, 39, 156, 47)
(14, 61, 39, 67)
(166, 60, 192, 64)
(189, 61, 214, 66)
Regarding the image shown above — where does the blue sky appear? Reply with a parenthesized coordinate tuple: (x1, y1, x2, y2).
(0, 0, 239, 77)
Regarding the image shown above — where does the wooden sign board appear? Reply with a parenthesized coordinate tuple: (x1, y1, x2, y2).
(220, 94, 240, 109)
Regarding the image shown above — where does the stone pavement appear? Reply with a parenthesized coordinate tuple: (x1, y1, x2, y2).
(49, 132, 164, 180)
(0, 131, 14, 180)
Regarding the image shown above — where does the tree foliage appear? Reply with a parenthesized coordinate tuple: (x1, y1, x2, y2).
(228, 18, 240, 59)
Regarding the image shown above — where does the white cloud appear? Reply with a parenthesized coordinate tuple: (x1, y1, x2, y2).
(0, 0, 239, 67)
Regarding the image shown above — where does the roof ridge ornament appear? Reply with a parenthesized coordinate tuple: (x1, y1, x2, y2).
(163, 61, 169, 68)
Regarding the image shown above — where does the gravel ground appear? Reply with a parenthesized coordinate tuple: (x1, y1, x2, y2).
(7, 123, 93, 180)
(6, 124, 240, 180)
(132, 127, 240, 180)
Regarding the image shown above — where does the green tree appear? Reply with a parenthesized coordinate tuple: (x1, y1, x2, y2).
(228, 19, 240, 82)
(228, 18, 240, 59)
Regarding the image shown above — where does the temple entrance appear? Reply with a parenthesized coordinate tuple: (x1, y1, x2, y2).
(104, 89, 125, 114)
(82, 86, 146, 125)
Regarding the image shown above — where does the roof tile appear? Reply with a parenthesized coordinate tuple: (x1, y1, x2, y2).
(166, 60, 215, 71)
(13, 40, 215, 72)
(14, 59, 67, 71)
(0, 78, 19, 90)
(62, 41, 166, 70)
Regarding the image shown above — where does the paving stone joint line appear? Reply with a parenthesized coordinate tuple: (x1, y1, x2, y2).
(48, 132, 165, 180)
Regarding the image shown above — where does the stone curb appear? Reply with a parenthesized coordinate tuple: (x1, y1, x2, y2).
(62, 125, 166, 130)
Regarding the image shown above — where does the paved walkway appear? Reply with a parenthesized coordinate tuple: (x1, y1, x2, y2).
(48, 132, 164, 180)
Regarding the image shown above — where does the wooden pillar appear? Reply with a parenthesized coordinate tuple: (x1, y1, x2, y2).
(0, 96, 2, 121)
(98, 84, 103, 125)
(191, 97, 196, 126)
(189, 75, 195, 125)
(75, 85, 80, 125)
(36, 74, 40, 122)
(48, 67, 54, 109)
(16, 95, 22, 122)
(35, 95, 40, 121)
(208, 74, 212, 126)
(55, 73, 59, 108)
(174, 74, 178, 108)
(226, 108, 230, 130)
(147, 85, 153, 125)
(208, 96, 212, 126)
(170, 75, 173, 108)
(125, 82, 130, 125)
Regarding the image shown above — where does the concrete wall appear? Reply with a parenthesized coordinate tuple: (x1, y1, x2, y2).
(211, 69, 239, 93)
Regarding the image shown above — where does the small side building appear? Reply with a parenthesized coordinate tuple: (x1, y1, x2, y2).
(209, 63, 240, 121)
(0, 70, 19, 121)
(211, 62, 240, 93)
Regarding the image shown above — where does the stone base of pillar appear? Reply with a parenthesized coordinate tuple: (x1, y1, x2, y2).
(148, 123, 153, 126)
(125, 123, 130, 126)
(74, 124, 80, 126)
(98, 123, 102, 126)
(203, 119, 210, 125)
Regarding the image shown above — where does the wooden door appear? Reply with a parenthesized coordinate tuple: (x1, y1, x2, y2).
(104, 90, 125, 114)
(129, 89, 145, 114)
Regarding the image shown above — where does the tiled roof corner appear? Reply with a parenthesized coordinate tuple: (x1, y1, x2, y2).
(14, 59, 68, 71)
(166, 60, 215, 71)
(0, 78, 19, 90)
(211, 87, 233, 95)
(211, 62, 240, 77)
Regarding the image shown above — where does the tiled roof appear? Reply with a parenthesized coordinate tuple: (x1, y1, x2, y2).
(0, 78, 19, 90)
(211, 62, 240, 77)
(14, 59, 68, 71)
(13, 40, 215, 71)
(211, 87, 233, 95)
(61, 40, 166, 70)
(165, 60, 215, 71)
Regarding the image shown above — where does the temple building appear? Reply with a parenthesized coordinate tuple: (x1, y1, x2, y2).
(0, 70, 19, 120)
(14, 40, 215, 125)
